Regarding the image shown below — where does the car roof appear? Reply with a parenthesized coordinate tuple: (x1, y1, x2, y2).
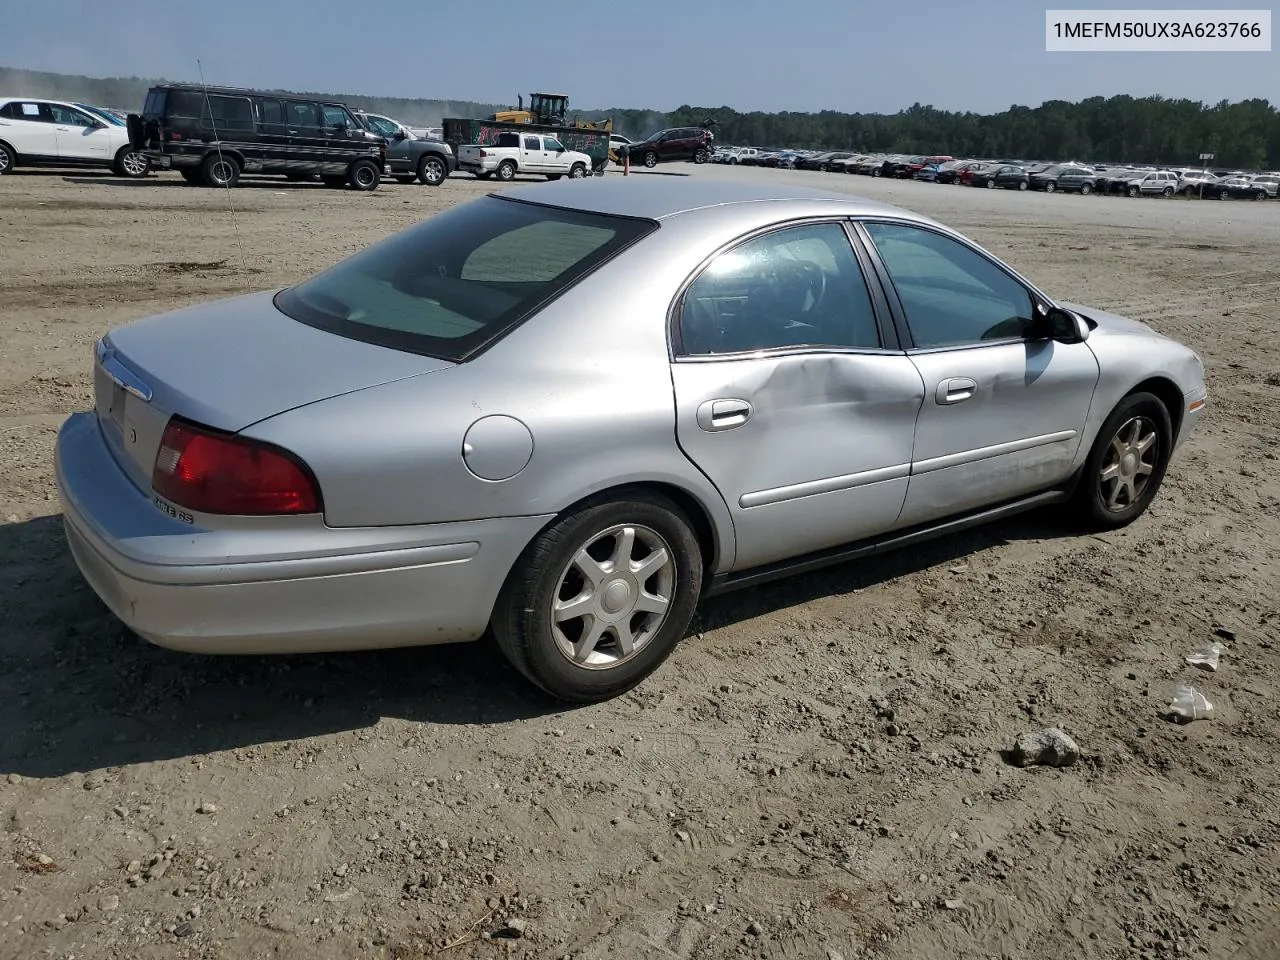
(493, 177, 923, 223)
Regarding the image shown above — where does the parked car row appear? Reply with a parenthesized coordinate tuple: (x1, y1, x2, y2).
(718, 146, 1280, 201)
(1, 87, 459, 190)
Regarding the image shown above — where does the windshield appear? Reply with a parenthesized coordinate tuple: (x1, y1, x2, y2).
(275, 197, 658, 362)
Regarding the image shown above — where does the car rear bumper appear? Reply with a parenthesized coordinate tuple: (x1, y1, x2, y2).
(55, 412, 551, 655)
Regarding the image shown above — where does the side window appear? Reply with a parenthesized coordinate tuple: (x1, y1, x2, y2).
(544, 138, 564, 151)
(259, 99, 284, 127)
(864, 222, 1034, 348)
(285, 101, 322, 130)
(50, 104, 96, 126)
(321, 104, 352, 129)
(523, 136, 541, 150)
(200, 95, 253, 132)
(678, 222, 882, 356)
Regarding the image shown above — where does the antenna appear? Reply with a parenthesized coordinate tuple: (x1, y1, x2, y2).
(196, 58, 247, 273)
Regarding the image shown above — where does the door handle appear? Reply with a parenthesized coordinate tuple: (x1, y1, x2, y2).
(935, 377, 977, 405)
(696, 398, 753, 431)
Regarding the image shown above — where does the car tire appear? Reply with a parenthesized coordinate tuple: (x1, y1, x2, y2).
(985, 179, 995, 189)
(1218, 191, 1229, 201)
(1255, 191, 1268, 201)
(569, 162, 586, 178)
(643, 151, 658, 168)
(1162, 186, 1174, 197)
(1045, 181, 1056, 193)
(112, 146, 149, 179)
(200, 153, 240, 188)
(496, 160, 517, 181)
(491, 491, 704, 703)
(347, 158, 381, 191)
(694, 149, 709, 164)
(1080, 183, 1092, 195)
(1128, 186, 1139, 197)
(0, 141, 14, 175)
(1071, 391, 1173, 531)
(418, 153, 447, 186)
(1018, 180, 1028, 190)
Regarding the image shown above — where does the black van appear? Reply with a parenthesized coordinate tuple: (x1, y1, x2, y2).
(129, 83, 387, 190)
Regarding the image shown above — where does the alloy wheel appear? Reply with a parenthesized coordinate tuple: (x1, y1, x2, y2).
(549, 523, 676, 670)
(1098, 416, 1159, 512)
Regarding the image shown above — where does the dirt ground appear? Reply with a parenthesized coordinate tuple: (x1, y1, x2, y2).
(1, 162, 1277, 960)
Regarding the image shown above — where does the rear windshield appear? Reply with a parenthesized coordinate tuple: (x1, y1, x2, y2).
(274, 196, 658, 362)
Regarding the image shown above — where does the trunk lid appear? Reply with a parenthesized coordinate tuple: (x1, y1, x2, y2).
(94, 290, 453, 494)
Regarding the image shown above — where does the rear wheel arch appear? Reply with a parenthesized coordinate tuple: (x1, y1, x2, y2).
(512, 481, 727, 586)
(203, 147, 245, 169)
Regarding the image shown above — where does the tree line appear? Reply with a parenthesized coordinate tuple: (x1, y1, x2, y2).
(4, 66, 1276, 170)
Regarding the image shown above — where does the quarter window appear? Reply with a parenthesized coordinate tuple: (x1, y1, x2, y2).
(864, 222, 1034, 348)
(679, 222, 882, 355)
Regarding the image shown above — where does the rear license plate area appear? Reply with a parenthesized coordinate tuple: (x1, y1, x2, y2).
(109, 382, 127, 434)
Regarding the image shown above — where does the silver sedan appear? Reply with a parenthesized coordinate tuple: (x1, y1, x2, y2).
(55, 179, 1207, 702)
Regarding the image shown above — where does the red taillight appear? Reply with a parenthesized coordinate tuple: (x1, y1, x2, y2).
(168, 131, 182, 141)
(152, 418, 321, 516)
(479, 149, 488, 157)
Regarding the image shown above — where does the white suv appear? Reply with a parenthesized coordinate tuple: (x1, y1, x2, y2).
(0, 97, 150, 177)
(1125, 170, 1179, 197)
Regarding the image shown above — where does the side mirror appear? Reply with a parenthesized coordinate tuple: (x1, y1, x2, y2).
(394, 130, 406, 140)
(1042, 306, 1090, 343)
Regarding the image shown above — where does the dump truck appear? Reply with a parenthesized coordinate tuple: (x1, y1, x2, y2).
(443, 92, 613, 175)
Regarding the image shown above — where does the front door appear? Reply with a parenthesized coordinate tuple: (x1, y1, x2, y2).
(542, 137, 569, 173)
(858, 220, 1100, 528)
(49, 102, 113, 162)
(669, 220, 925, 572)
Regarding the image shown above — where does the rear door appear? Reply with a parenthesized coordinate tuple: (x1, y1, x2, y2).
(669, 220, 924, 572)
(0, 100, 59, 159)
(522, 134, 546, 172)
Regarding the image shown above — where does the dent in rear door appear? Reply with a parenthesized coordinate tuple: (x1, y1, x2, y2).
(667, 220, 925, 573)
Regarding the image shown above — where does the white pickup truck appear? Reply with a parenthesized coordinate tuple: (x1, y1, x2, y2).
(458, 131, 592, 181)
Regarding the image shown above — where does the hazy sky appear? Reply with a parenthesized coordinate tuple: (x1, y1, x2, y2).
(1, 0, 1274, 113)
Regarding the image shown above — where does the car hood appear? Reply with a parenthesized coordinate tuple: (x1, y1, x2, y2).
(1057, 300, 1163, 339)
